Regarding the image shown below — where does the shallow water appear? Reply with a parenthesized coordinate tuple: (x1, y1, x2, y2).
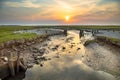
(95, 30, 120, 39)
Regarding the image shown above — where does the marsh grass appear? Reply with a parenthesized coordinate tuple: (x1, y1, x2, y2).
(0, 26, 38, 43)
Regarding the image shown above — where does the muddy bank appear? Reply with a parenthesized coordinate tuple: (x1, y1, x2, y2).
(96, 36, 120, 47)
(84, 36, 120, 48)
(0, 35, 48, 79)
(79, 32, 120, 80)
(84, 36, 120, 80)
(0, 35, 47, 61)
(0, 29, 67, 79)
(0, 35, 47, 50)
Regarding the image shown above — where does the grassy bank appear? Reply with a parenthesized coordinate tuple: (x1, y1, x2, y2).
(0, 26, 38, 43)
(97, 36, 120, 43)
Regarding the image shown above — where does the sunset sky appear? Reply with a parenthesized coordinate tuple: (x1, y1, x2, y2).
(0, 0, 120, 25)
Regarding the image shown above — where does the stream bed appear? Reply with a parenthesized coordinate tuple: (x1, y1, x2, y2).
(5, 30, 120, 80)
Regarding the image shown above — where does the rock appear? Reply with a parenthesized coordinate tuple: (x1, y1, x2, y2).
(27, 63, 33, 68)
(71, 45, 74, 48)
(20, 39, 25, 44)
(43, 44, 48, 47)
(62, 47, 66, 50)
(34, 56, 38, 60)
(12, 46, 17, 51)
(1, 57, 8, 62)
(65, 37, 73, 42)
(33, 50, 38, 53)
(31, 47, 39, 53)
(0, 43, 4, 49)
(88, 64, 92, 67)
(40, 64, 43, 67)
(38, 57, 47, 61)
(39, 48, 46, 55)
(34, 60, 39, 64)
(37, 56, 41, 59)
(55, 45, 59, 48)
(71, 43, 75, 44)
(15, 40, 21, 46)
(26, 42, 31, 46)
(77, 48, 81, 50)
(51, 45, 59, 51)
(87, 58, 91, 62)
(82, 55, 84, 57)
(51, 47, 56, 51)
(31, 41, 35, 44)
(47, 38, 51, 41)
(19, 45, 23, 48)
(55, 56, 60, 58)
(48, 58, 51, 60)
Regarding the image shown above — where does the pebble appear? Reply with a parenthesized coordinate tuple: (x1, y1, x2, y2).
(71, 45, 74, 48)
(32, 49, 39, 53)
(26, 43, 31, 46)
(88, 64, 92, 67)
(47, 38, 51, 41)
(27, 63, 33, 68)
(1, 57, 8, 62)
(55, 56, 60, 58)
(87, 58, 91, 62)
(77, 48, 81, 50)
(43, 44, 48, 47)
(35, 60, 39, 64)
(48, 58, 51, 60)
(39, 57, 47, 61)
(71, 43, 75, 44)
(82, 55, 84, 57)
(39, 48, 46, 54)
(40, 64, 43, 67)
(62, 47, 66, 50)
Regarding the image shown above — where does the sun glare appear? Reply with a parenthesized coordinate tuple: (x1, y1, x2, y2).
(65, 15, 70, 21)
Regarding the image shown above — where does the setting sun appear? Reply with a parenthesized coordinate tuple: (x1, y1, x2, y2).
(65, 15, 70, 21)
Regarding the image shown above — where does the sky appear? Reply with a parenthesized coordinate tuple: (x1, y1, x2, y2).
(0, 0, 120, 25)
